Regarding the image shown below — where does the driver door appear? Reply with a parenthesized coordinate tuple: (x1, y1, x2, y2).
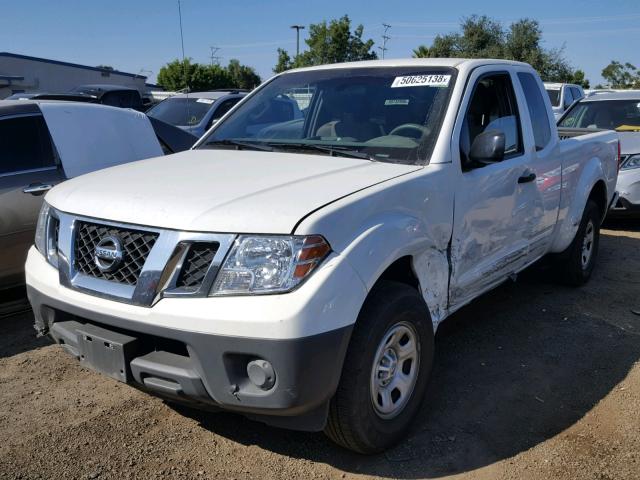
(449, 69, 537, 309)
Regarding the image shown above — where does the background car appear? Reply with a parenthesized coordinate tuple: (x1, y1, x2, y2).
(146, 90, 247, 138)
(8, 84, 145, 111)
(558, 91, 640, 216)
(0, 100, 166, 291)
(544, 82, 585, 119)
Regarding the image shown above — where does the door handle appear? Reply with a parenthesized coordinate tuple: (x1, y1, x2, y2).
(517, 171, 537, 184)
(23, 183, 53, 196)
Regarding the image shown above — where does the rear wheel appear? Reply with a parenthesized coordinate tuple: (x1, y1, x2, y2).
(325, 281, 434, 453)
(555, 199, 601, 286)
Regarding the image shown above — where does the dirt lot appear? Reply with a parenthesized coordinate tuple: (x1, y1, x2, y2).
(1, 221, 639, 480)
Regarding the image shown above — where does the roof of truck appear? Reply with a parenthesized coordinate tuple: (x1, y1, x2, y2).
(285, 58, 531, 74)
(582, 91, 640, 102)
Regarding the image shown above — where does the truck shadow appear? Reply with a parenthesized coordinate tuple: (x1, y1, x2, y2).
(174, 226, 640, 478)
(0, 287, 49, 359)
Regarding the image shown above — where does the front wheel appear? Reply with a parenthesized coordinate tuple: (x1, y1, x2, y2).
(324, 281, 434, 453)
(555, 199, 601, 286)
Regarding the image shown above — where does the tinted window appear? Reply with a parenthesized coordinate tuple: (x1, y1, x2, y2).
(101, 91, 123, 107)
(213, 98, 241, 120)
(147, 97, 215, 126)
(518, 73, 552, 150)
(563, 88, 574, 108)
(0, 115, 56, 175)
(546, 89, 560, 107)
(559, 100, 640, 130)
(571, 87, 583, 101)
(460, 73, 523, 165)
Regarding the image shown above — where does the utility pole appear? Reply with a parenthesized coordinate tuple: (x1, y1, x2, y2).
(290, 25, 305, 58)
(379, 23, 391, 59)
(209, 46, 221, 66)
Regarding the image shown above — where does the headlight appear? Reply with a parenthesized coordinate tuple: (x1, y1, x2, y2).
(621, 154, 640, 170)
(34, 202, 50, 255)
(34, 201, 59, 267)
(210, 235, 331, 295)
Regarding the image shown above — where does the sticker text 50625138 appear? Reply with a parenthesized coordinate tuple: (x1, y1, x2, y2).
(391, 75, 451, 88)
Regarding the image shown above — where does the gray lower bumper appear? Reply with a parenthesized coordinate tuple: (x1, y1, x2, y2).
(27, 286, 353, 431)
(609, 195, 640, 217)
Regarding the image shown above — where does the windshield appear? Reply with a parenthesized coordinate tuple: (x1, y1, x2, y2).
(198, 67, 456, 164)
(147, 97, 216, 126)
(546, 88, 560, 107)
(559, 99, 640, 131)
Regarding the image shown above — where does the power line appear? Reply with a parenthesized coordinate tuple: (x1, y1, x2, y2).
(379, 23, 391, 59)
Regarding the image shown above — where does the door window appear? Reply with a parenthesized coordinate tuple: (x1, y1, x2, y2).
(0, 115, 56, 175)
(563, 88, 574, 108)
(518, 72, 552, 150)
(571, 87, 583, 101)
(460, 73, 523, 166)
(208, 98, 242, 128)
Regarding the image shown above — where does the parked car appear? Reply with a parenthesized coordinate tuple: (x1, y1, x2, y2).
(0, 100, 165, 291)
(146, 90, 248, 138)
(26, 59, 618, 453)
(558, 91, 640, 216)
(544, 82, 585, 119)
(8, 84, 145, 111)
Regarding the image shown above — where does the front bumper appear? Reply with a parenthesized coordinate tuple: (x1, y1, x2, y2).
(611, 170, 640, 217)
(28, 285, 352, 431)
(26, 248, 363, 431)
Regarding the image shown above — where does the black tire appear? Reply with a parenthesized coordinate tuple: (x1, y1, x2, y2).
(555, 199, 601, 286)
(324, 281, 434, 454)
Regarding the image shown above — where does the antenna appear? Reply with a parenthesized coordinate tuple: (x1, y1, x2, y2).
(209, 46, 221, 66)
(379, 23, 391, 59)
(177, 0, 187, 89)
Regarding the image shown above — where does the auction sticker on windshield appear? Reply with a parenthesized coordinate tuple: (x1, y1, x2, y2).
(391, 75, 451, 88)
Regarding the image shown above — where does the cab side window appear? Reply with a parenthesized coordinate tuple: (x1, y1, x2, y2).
(0, 115, 56, 175)
(563, 87, 574, 109)
(518, 72, 552, 150)
(460, 73, 523, 167)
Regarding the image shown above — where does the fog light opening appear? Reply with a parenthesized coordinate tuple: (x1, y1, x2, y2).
(246, 359, 276, 391)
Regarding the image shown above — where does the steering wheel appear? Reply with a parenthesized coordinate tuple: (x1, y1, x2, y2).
(389, 123, 428, 139)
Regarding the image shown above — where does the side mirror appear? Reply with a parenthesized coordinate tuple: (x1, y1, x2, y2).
(207, 118, 220, 129)
(469, 130, 505, 165)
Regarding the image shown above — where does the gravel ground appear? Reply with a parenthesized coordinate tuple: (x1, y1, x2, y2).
(0, 221, 638, 480)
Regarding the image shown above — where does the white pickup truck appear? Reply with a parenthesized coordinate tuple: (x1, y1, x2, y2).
(26, 59, 619, 453)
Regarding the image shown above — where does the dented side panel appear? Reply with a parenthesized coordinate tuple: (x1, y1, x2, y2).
(294, 163, 455, 328)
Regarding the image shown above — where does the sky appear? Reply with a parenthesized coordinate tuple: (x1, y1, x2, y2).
(0, 0, 638, 86)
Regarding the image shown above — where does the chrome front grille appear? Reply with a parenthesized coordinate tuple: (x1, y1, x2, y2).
(176, 242, 219, 289)
(75, 222, 158, 286)
(50, 211, 235, 307)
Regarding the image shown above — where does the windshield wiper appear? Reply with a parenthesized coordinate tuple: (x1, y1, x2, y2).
(204, 139, 274, 152)
(266, 142, 376, 161)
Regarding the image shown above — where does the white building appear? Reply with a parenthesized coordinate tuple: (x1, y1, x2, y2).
(0, 52, 150, 99)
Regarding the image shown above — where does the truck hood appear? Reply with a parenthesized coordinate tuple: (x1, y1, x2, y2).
(47, 149, 420, 233)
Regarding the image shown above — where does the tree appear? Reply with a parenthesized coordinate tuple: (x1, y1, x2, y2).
(273, 48, 293, 74)
(157, 58, 261, 91)
(570, 70, 590, 89)
(273, 15, 377, 73)
(412, 15, 579, 83)
(601, 61, 640, 89)
(227, 59, 261, 89)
